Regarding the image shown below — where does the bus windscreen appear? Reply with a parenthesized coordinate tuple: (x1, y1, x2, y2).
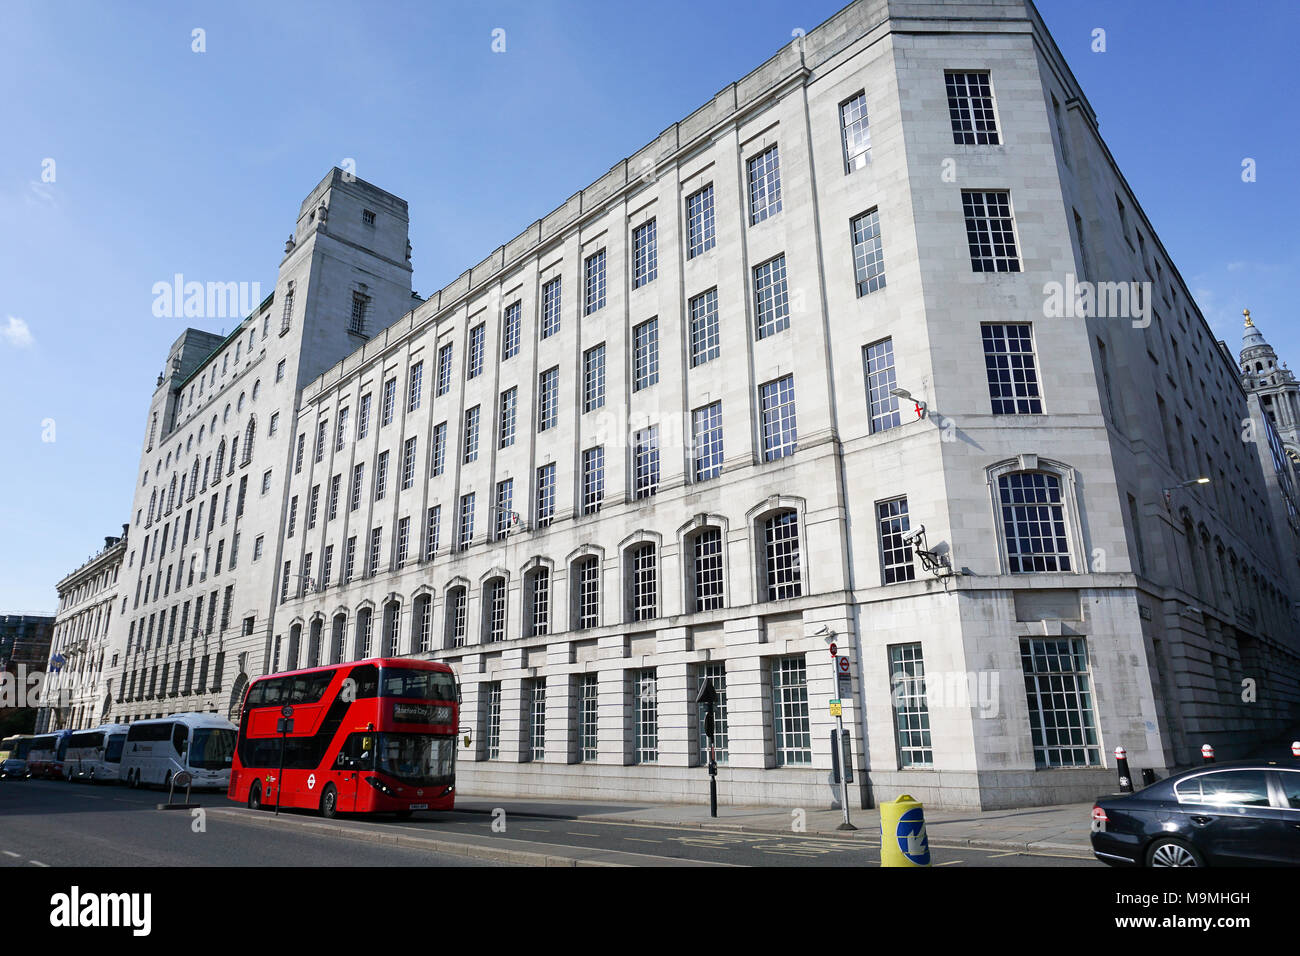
(190, 729, 236, 770)
(379, 667, 457, 701)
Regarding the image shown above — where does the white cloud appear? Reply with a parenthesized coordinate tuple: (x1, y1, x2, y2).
(2, 316, 34, 348)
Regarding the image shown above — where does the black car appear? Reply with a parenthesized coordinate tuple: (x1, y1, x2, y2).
(1090, 758, 1300, 866)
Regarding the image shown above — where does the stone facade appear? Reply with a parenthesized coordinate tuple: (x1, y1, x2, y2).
(93, 0, 1300, 809)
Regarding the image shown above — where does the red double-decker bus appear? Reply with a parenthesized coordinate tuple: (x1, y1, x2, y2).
(228, 658, 459, 818)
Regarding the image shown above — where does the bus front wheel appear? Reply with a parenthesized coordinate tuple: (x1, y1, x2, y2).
(248, 781, 262, 811)
(320, 784, 339, 819)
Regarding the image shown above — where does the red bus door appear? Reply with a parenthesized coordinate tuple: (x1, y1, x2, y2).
(331, 731, 373, 812)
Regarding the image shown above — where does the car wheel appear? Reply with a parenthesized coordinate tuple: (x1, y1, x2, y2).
(248, 781, 262, 811)
(320, 784, 339, 819)
(1147, 837, 1204, 867)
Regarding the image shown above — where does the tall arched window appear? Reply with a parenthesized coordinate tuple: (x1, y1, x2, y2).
(625, 543, 657, 622)
(412, 594, 433, 653)
(166, 474, 178, 514)
(188, 458, 200, 501)
(571, 556, 600, 630)
(287, 623, 302, 671)
(241, 418, 256, 466)
(524, 567, 550, 638)
(146, 489, 157, 525)
(213, 438, 226, 477)
(687, 526, 725, 612)
(382, 599, 401, 656)
(355, 607, 374, 659)
(482, 577, 507, 642)
(331, 613, 347, 664)
(445, 587, 467, 647)
(760, 510, 802, 601)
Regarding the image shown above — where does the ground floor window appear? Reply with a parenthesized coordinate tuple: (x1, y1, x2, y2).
(696, 662, 728, 764)
(1020, 637, 1099, 767)
(577, 674, 598, 762)
(484, 682, 502, 760)
(633, 669, 658, 764)
(771, 656, 811, 765)
(888, 643, 932, 768)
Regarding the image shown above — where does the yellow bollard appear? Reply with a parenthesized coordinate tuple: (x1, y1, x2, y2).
(879, 794, 931, 867)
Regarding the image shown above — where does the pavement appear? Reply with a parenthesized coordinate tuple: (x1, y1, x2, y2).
(449, 792, 1096, 859)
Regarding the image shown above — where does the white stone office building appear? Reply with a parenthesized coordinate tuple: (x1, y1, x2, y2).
(36, 529, 127, 733)
(98, 0, 1300, 809)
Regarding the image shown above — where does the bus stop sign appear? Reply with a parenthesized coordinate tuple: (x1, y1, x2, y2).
(836, 655, 852, 697)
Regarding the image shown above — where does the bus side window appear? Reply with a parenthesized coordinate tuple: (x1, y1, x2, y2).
(172, 725, 188, 757)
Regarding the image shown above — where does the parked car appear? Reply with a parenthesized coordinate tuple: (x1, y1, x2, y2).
(1091, 758, 1300, 866)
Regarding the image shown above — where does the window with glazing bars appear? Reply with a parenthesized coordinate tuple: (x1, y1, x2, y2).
(416, 595, 431, 652)
(335, 408, 349, 451)
(628, 543, 657, 621)
(343, 536, 356, 584)
(692, 402, 723, 482)
(528, 679, 546, 761)
(350, 463, 364, 511)
(863, 339, 901, 433)
(686, 184, 715, 258)
(436, 342, 453, 396)
(982, 324, 1042, 413)
(692, 528, 724, 611)
(877, 497, 916, 584)
(467, 325, 485, 380)
(367, 527, 382, 577)
(463, 406, 480, 463)
(408, 361, 423, 411)
(999, 472, 1072, 572)
(632, 219, 657, 288)
(307, 485, 320, 529)
(526, 567, 549, 637)
(889, 643, 932, 767)
(374, 450, 388, 501)
(401, 437, 417, 489)
(541, 277, 561, 338)
(484, 682, 500, 757)
(581, 447, 604, 515)
(633, 669, 658, 763)
(458, 493, 475, 550)
(448, 588, 467, 647)
(357, 609, 373, 657)
(349, 291, 369, 335)
(538, 368, 558, 430)
(689, 288, 719, 366)
(395, 516, 410, 569)
(502, 302, 521, 360)
(431, 422, 447, 476)
(321, 545, 333, 591)
(1021, 637, 1099, 767)
(315, 419, 328, 463)
(287, 496, 298, 538)
(578, 674, 598, 762)
(946, 71, 999, 145)
(535, 463, 556, 528)
(763, 510, 802, 600)
(584, 249, 606, 314)
(499, 388, 517, 448)
(851, 208, 886, 295)
(583, 344, 605, 412)
(424, 505, 440, 560)
(358, 393, 372, 439)
(759, 375, 797, 461)
(327, 475, 340, 522)
(633, 319, 659, 391)
(840, 90, 871, 171)
(574, 556, 599, 629)
(378, 378, 395, 427)
(772, 656, 811, 765)
(697, 662, 728, 764)
(747, 145, 782, 224)
(632, 426, 659, 499)
(484, 578, 506, 642)
(962, 190, 1019, 272)
(494, 479, 514, 540)
(293, 434, 303, 474)
(753, 255, 789, 339)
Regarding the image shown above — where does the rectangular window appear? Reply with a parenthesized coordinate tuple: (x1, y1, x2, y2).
(692, 402, 724, 482)
(962, 190, 1020, 272)
(632, 220, 658, 288)
(381, 377, 397, 426)
(408, 361, 424, 411)
(575, 557, 599, 629)
(633, 426, 659, 499)
(629, 544, 657, 621)
(999, 472, 1072, 572)
(541, 277, 562, 339)
(747, 145, 782, 225)
(467, 325, 485, 380)
(458, 493, 475, 550)
(696, 662, 729, 764)
(877, 497, 917, 584)
(394, 517, 409, 570)
(463, 406, 480, 463)
(335, 408, 350, 451)
(436, 342, 454, 396)
(763, 510, 802, 600)
(307, 485, 320, 529)
(772, 656, 811, 765)
(633, 318, 659, 391)
(946, 71, 999, 145)
(287, 497, 298, 538)
(633, 669, 658, 763)
(584, 249, 606, 314)
(982, 324, 1042, 414)
(494, 479, 514, 540)
(350, 463, 364, 511)
(581, 447, 604, 516)
(1021, 637, 1099, 767)
(315, 419, 328, 463)
(431, 422, 447, 476)
(578, 674, 598, 762)
(688, 288, 720, 367)
(358, 393, 372, 439)
(527, 680, 546, 761)
(501, 302, 521, 360)
(851, 208, 886, 295)
(840, 90, 871, 172)
(863, 339, 901, 433)
(343, 536, 356, 584)
(294, 434, 305, 474)
(583, 344, 606, 412)
(685, 184, 716, 258)
(753, 255, 790, 338)
(424, 505, 441, 560)
(368, 527, 382, 577)
(538, 368, 558, 431)
(889, 643, 932, 767)
(401, 437, 417, 490)
(349, 291, 370, 335)
(321, 544, 333, 590)
(280, 561, 291, 604)
(498, 388, 517, 448)
(374, 450, 389, 501)
(276, 359, 286, 382)
(760, 375, 797, 461)
(483, 682, 501, 757)
(535, 464, 556, 528)
(692, 528, 724, 612)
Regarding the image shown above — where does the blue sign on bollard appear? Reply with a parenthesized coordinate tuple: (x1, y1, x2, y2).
(896, 807, 931, 865)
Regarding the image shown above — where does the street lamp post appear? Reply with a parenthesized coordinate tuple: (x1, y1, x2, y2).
(695, 679, 718, 818)
(1162, 476, 1210, 508)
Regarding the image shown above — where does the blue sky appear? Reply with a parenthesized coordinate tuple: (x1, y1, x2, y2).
(1, 0, 1295, 611)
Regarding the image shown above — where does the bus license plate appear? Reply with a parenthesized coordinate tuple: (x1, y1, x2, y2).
(409, 804, 428, 810)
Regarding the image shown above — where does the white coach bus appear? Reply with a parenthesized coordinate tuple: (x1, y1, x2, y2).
(64, 724, 131, 782)
(119, 713, 236, 790)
